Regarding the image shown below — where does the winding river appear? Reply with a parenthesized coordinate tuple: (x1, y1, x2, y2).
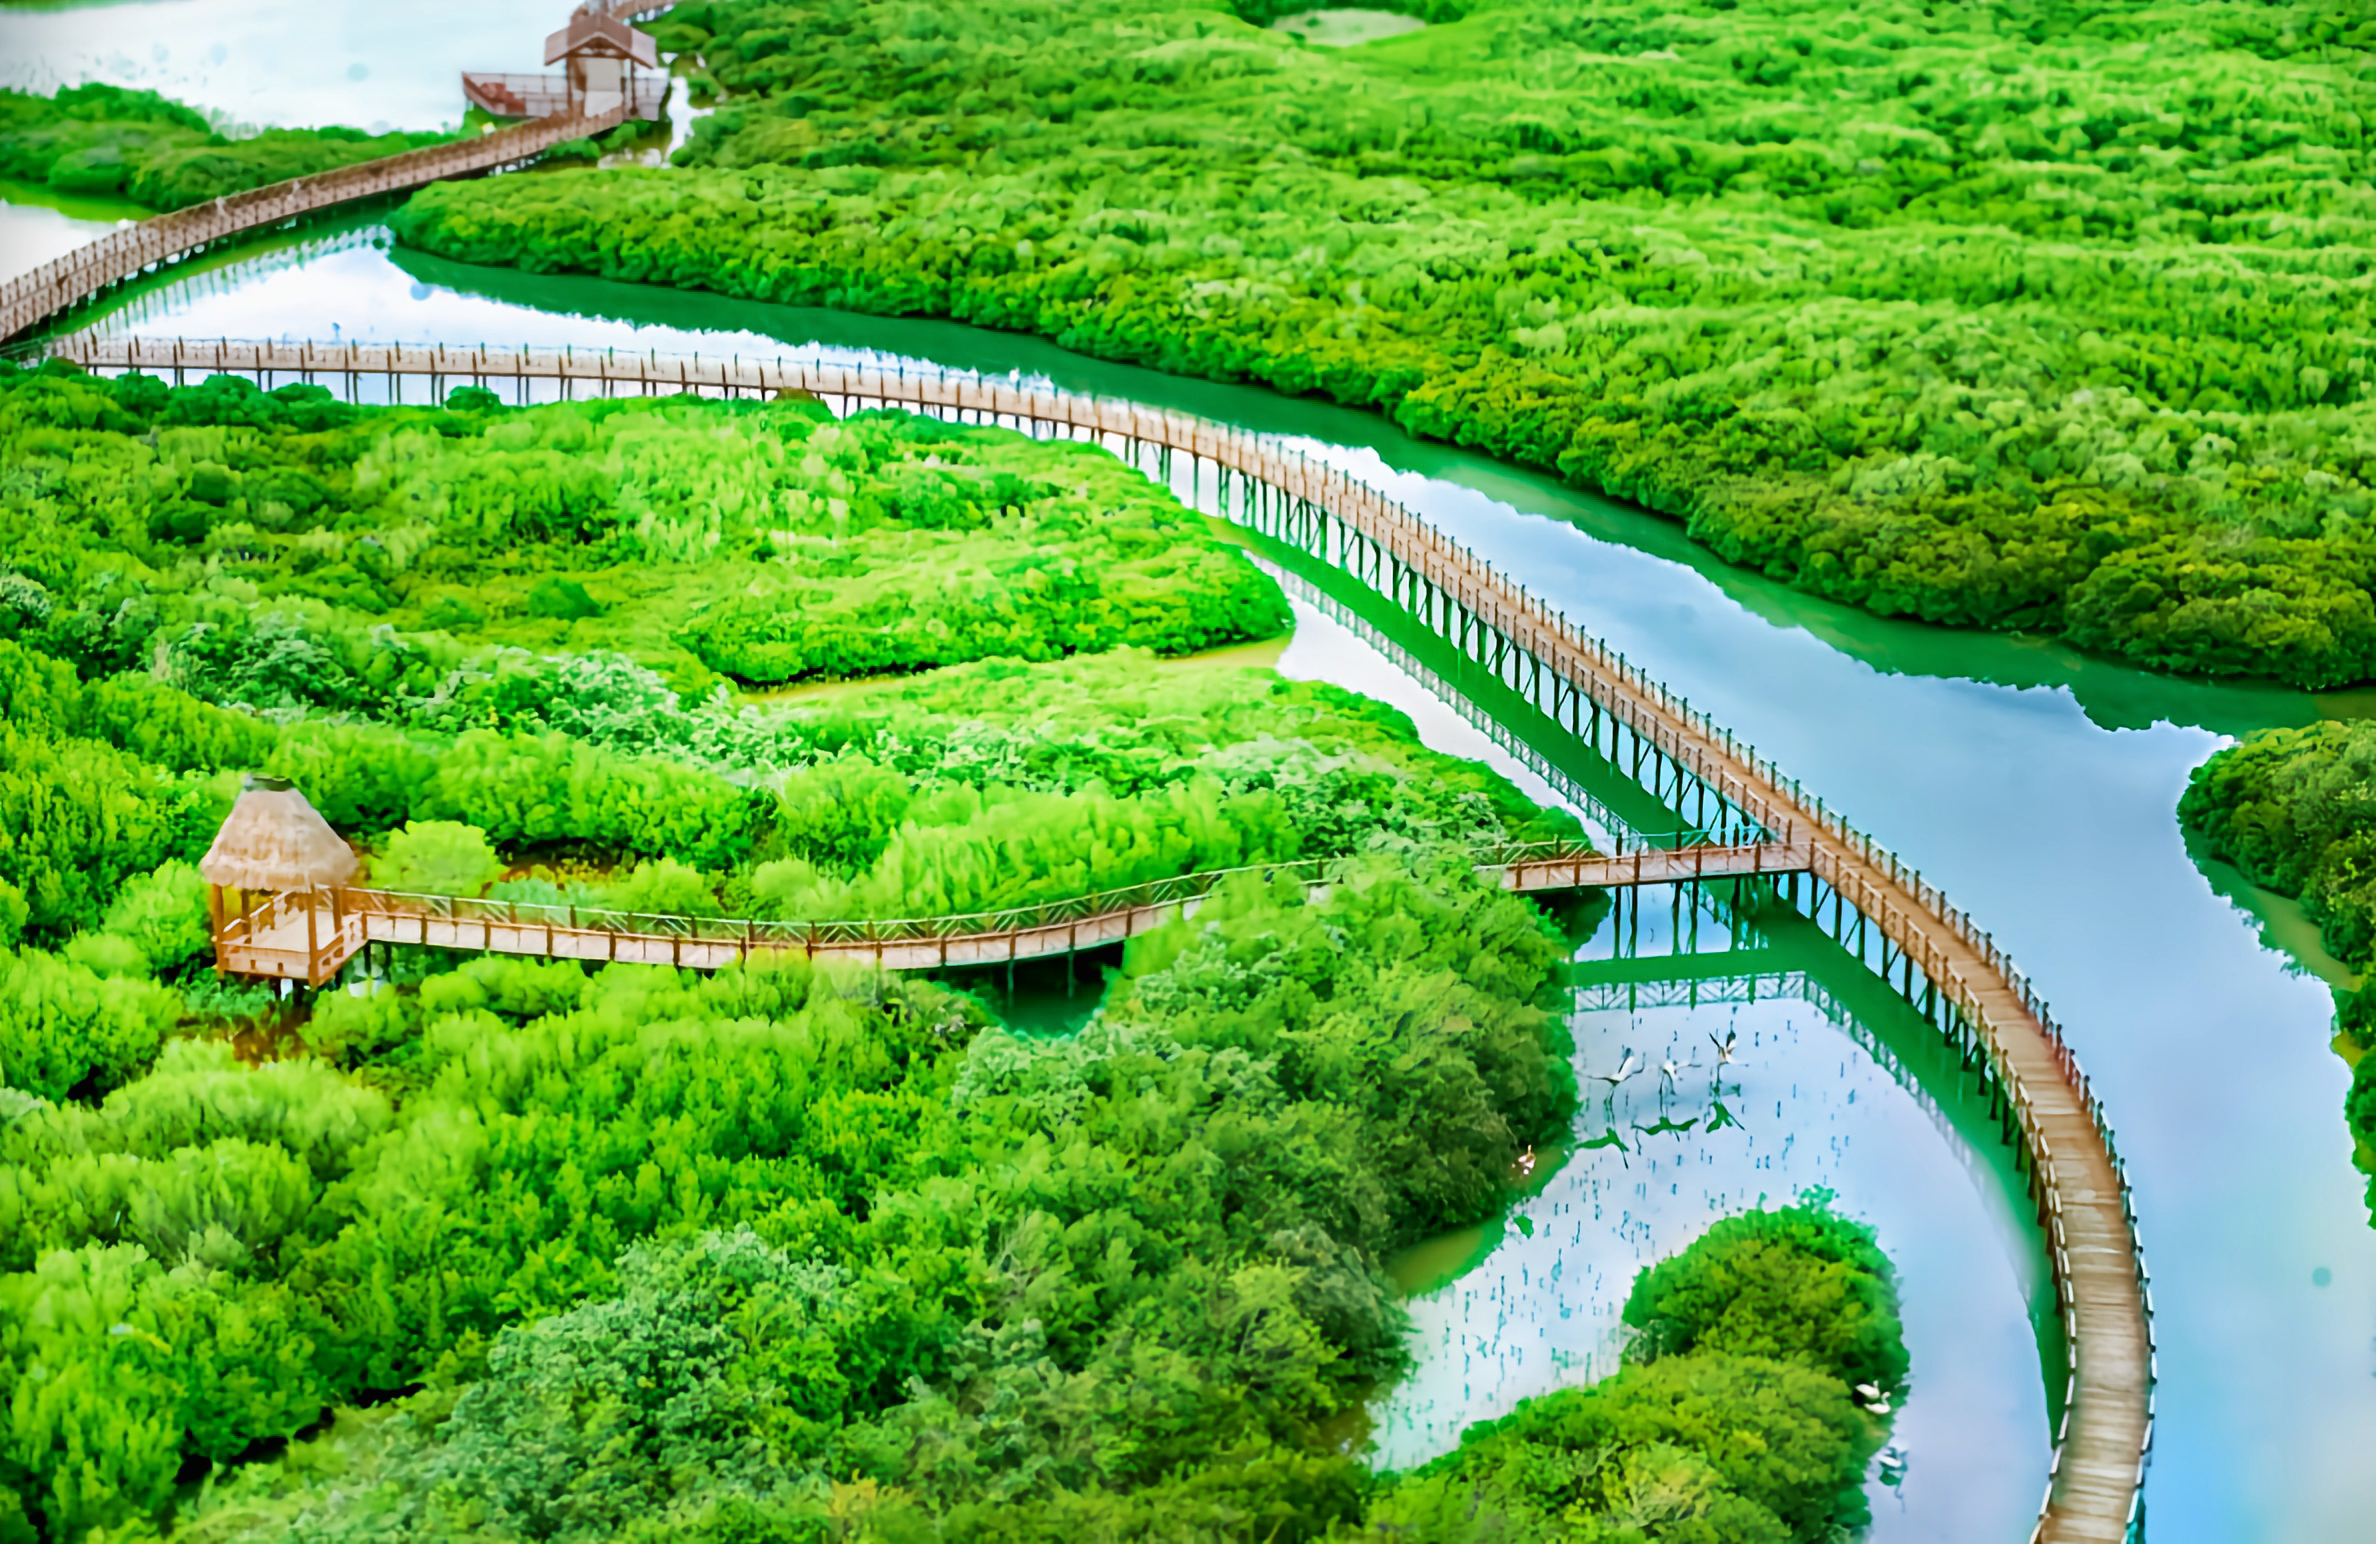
(7, 9, 2376, 1537)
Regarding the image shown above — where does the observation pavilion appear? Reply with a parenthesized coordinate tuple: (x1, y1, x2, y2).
(201, 775, 364, 988)
(463, 6, 664, 122)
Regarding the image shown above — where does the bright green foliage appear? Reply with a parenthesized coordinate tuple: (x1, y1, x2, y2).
(1092, 864, 1576, 1251)
(398, 0, 2376, 685)
(0, 947, 180, 1102)
(600, 856, 724, 915)
(2182, 724, 2376, 1219)
(2182, 723, 2376, 967)
(755, 777, 1293, 920)
(0, 84, 450, 212)
(371, 822, 503, 897)
(0, 362, 1325, 924)
(0, 867, 1581, 1539)
(60, 931, 148, 979)
(734, 650, 1581, 917)
(99, 862, 213, 976)
(1388, 1354, 1867, 1543)
(0, 368, 1284, 701)
(0, 718, 232, 937)
(0, 638, 257, 937)
(411, 730, 767, 872)
(302, 985, 422, 1072)
(1621, 1199, 1909, 1398)
(1391, 1198, 1900, 1542)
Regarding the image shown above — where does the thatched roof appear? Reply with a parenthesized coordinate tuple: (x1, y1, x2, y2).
(200, 777, 359, 891)
(546, 10, 660, 69)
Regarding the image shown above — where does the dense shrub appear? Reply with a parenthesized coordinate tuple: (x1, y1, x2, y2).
(2180, 724, 2376, 968)
(97, 861, 212, 975)
(0, 947, 180, 1102)
(372, 821, 503, 897)
(0, 371, 1286, 702)
(1622, 1198, 1909, 1397)
(1395, 1199, 1900, 1543)
(397, 0, 2376, 685)
(0, 83, 451, 212)
(2181, 725, 2376, 1221)
(0, 863, 1602, 1540)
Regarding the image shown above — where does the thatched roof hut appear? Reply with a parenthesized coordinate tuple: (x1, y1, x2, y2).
(546, 8, 660, 71)
(200, 776, 359, 892)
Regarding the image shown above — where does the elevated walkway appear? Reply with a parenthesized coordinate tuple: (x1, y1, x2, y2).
(38, 340, 2151, 1541)
(0, 116, 630, 344)
(220, 839, 1802, 981)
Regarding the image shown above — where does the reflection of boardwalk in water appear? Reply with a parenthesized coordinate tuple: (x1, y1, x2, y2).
(1579, 965, 1842, 1016)
(64, 225, 385, 340)
(1376, 904, 2055, 1541)
(1582, 884, 2050, 1239)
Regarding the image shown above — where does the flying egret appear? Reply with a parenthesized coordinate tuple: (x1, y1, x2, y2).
(1588, 1051, 1643, 1091)
(1708, 1029, 1739, 1065)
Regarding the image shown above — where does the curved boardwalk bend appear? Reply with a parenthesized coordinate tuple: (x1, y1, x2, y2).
(43, 333, 2157, 1543)
(0, 113, 642, 344)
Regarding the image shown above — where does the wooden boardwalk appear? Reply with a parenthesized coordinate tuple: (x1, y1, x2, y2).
(0, 111, 631, 344)
(220, 841, 1805, 980)
(53, 338, 2151, 1541)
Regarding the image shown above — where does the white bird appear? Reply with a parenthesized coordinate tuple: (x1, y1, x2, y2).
(1588, 1052, 1643, 1090)
(1708, 1029, 1739, 1066)
(1659, 1051, 1699, 1088)
(1855, 1382, 1894, 1415)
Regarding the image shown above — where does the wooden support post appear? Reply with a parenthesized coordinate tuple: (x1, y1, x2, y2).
(207, 884, 227, 976)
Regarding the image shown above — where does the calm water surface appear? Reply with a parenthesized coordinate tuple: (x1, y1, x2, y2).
(0, 0, 555, 129)
(9, 5, 2376, 1531)
(0, 180, 137, 280)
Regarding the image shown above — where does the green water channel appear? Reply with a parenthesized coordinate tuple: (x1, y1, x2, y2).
(6, 72, 2374, 1535)
(0, 178, 139, 282)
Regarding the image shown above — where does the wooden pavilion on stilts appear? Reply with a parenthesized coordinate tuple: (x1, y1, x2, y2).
(201, 775, 365, 989)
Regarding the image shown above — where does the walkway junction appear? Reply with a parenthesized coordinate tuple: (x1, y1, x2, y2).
(18, 15, 2153, 1520)
(197, 778, 1808, 986)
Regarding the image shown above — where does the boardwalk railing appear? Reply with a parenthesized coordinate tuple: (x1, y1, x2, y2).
(52, 336, 2151, 1543)
(330, 836, 1796, 969)
(249, 837, 1804, 977)
(0, 111, 630, 343)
